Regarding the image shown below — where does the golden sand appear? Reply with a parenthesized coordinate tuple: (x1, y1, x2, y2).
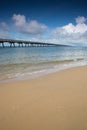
(0, 66, 87, 130)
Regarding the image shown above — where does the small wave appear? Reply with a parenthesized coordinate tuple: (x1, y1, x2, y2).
(0, 58, 86, 68)
(37, 58, 86, 65)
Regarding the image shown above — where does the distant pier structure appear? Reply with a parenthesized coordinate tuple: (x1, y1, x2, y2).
(0, 38, 60, 48)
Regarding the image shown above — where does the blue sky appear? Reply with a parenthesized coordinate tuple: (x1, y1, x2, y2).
(0, 0, 87, 46)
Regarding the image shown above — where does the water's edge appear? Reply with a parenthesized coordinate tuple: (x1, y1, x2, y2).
(0, 59, 87, 84)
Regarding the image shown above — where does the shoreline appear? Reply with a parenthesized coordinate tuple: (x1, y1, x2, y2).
(0, 66, 87, 130)
(0, 65, 87, 85)
(0, 60, 87, 84)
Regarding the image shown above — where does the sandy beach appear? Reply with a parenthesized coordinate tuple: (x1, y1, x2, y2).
(0, 66, 87, 130)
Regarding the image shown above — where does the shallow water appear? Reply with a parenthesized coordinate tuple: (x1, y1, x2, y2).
(0, 46, 87, 82)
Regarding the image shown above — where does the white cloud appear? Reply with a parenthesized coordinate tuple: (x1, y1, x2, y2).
(0, 22, 9, 38)
(63, 23, 75, 33)
(49, 16, 87, 45)
(12, 14, 47, 35)
(75, 16, 87, 24)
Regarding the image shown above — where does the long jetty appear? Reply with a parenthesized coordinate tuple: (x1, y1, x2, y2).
(0, 38, 64, 48)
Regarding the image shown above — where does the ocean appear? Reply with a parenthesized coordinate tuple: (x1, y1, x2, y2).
(0, 46, 87, 82)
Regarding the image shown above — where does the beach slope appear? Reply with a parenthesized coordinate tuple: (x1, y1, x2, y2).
(0, 66, 87, 130)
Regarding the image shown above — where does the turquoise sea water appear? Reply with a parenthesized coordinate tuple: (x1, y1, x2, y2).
(0, 46, 87, 82)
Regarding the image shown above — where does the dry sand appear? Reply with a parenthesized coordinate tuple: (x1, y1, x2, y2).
(0, 66, 87, 130)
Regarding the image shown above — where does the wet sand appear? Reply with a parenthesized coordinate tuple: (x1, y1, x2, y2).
(0, 66, 87, 130)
